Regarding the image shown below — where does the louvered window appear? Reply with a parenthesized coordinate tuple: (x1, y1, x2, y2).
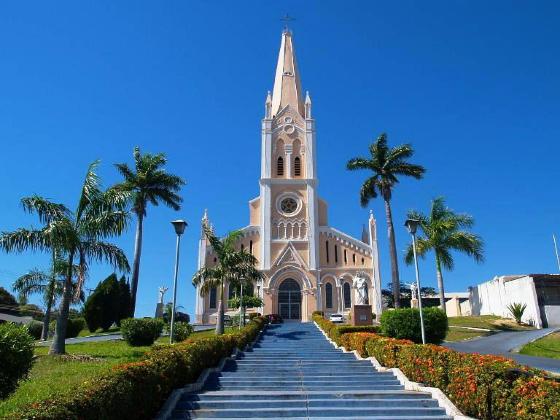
(277, 157, 284, 176)
(294, 156, 301, 176)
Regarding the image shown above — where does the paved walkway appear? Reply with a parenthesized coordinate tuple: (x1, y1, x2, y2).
(37, 324, 215, 346)
(444, 328, 560, 374)
(168, 322, 452, 419)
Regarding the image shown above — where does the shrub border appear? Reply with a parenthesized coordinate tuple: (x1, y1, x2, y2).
(313, 320, 472, 420)
(155, 324, 266, 420)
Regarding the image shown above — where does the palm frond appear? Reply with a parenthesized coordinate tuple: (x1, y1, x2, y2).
(13, 269, 49, 297)
(81, 240, 130, 273)
(76, 160, 103, 220)
(21, 196, 70, 224)
(0, 229, 53, 253)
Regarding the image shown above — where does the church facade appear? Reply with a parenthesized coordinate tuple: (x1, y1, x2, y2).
(195, 30, 382, 323)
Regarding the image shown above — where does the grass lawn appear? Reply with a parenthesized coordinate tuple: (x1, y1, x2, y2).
(445, 315, 535, 342)
(519, 332, 560, 359)
(0, 326, 234, 417)
(77, 326, 120, 337)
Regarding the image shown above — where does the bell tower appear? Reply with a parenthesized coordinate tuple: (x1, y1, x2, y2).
(260, 30, 319, 274)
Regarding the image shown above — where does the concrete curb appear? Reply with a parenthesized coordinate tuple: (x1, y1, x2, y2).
(155, 325, 266, 420)
(314, 322, 474, 420)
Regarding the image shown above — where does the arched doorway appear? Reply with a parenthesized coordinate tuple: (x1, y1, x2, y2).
(278, 279, 302, 320)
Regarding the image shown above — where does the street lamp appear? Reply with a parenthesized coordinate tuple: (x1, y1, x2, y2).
(404, 218, 426, 345)
(170, 219, 187, 344)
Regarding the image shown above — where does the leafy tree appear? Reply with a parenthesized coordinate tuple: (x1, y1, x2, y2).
(117, 275, 132, 326)
(0, 161, 130, 354)
(347, 133, 425, 308)
(0, 286, 18, 309)
(405, 197, 484, 313)
(113, 147, 186, 316)
(227, 295, 263, 309)
(192, 224, 263, 335)
(84, 273, 123, 332)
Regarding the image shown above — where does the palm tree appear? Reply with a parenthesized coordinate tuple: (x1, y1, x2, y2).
(347, 133, 425, 308)
(113, 147, 186, 316)
(405, 197, 484, 313)
(192, 224, 263, 335)
(0, 161, 130, 354)
(13, 254, 82, 340)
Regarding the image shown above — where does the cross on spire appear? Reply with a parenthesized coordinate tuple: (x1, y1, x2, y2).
(280, 13, 295, 32)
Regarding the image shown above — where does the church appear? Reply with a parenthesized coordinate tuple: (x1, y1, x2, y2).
(195, 30, 382, 323)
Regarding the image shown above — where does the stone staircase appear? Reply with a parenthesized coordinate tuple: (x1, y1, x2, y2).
(170, 322, 453, 419)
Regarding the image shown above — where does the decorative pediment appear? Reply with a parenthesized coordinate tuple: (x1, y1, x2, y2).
(272, 105, 304, 130)
(272, 241, 307, 269)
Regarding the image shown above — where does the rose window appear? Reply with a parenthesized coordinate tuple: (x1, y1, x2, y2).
(280, 198, 298, 214)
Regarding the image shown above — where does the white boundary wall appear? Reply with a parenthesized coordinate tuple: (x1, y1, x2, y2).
(469, 275, 543, 328)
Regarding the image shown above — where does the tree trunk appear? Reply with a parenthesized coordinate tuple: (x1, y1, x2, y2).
(129, 213, 144, 317)
(49, 253, 74, 355)
(435, 254, 446, 314)
(384, 198, 401, 308)
(41, 295, 53, 341)
(215, 283, 224, 335)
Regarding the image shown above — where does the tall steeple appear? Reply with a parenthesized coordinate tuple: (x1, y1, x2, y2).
(271, 30, 305, 117)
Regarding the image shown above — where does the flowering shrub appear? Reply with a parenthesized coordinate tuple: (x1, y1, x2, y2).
(12, 317, 267, 419)
(316, 324, 560, 419)
(172, 321, 193, 342)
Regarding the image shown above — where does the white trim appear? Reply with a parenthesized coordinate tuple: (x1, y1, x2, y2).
(319, 226, 371, 255)
(275, 191, 303, 217)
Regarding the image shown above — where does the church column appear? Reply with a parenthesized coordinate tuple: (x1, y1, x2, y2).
(368, 210, 383, 316)
(285, 144, 293, 179)
(316, 270, 323, 311)
(260, 113, 273, 270)
(195, 211, 208, 323)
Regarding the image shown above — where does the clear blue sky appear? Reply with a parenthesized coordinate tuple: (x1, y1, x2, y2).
(1, 1, 559, 318)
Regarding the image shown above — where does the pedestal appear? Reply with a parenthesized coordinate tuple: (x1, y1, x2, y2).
(155, 302, 164, 318)
(410, 298, 419, 309)
(351, 304, 372, 326)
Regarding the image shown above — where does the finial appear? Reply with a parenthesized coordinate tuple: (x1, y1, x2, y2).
(280, 13, 295, 33)
(305, 91, 312, 119)
(369, 209, 374, 220)
(202, 209, 208, 221)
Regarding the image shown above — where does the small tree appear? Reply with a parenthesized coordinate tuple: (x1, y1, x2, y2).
(117, 275, 132, 325)
(507, 302, 527, 325)
(84, 274, 121, 332)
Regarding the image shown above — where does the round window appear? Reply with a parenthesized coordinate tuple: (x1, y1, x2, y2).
(280, 197, 298, 214)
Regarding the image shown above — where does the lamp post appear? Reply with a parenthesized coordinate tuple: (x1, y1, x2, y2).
(170, 219, 187, 344)
(404, 218, 426, 345)
(239, 277, 244, 330)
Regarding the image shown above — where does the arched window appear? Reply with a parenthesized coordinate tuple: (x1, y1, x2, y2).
(362, 257, 365, 265)
(325, 283, 333, 308)
(344, 249, 348, 264)
(334, 245, 339, 263)
(277, 157, 284, 176)
(343, 282, 351, 308)
(326, 241, 330, 263)
(294, 156, 301, 177)
(249, 240, 253, 254)
(353, 253, 356, 264)
(209, 287, 217, 309)
(240, 244, 244, 252)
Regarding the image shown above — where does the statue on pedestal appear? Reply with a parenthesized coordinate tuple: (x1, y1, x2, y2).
(155, 286, 168, 318)
(408, 282, 419, 309)
(353, 272, 369, 305)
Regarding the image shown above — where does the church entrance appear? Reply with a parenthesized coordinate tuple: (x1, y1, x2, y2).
(278, 279, 302, 320)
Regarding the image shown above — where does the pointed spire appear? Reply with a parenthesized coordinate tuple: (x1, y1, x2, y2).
(271, 30, 305, 117)
(361, 224, 369, 244)
(305, 91, 312, 119)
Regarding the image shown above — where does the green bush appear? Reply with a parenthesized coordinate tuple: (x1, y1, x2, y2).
(50, 317, 85, 339)
(0, 322, 34, 398)
(248, 312, 260, 320)
(11, 317, 267, 419)
(312, 310, 324, 317)
(379, 307, 447, 344)
(26, 320, 44, 340)
(121, 318, 164, 346)
(172, 322, 193, 342)
(330, 325, 379, 345)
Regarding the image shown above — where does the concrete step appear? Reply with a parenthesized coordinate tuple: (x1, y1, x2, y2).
(206, 385, 405, 391)
(173, 407, 449, 418)
(182, 390, 433, 401)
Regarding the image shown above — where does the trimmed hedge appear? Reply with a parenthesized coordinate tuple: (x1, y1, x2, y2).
(315, 320, 560, 420)
(26, 320, 43, 340)
(380, 307, 448, 344)
(312, 314, 379, 346)
(0, 322, 34, 399)
(121, 318, 164, 346)
(10, 317, 268, 419)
